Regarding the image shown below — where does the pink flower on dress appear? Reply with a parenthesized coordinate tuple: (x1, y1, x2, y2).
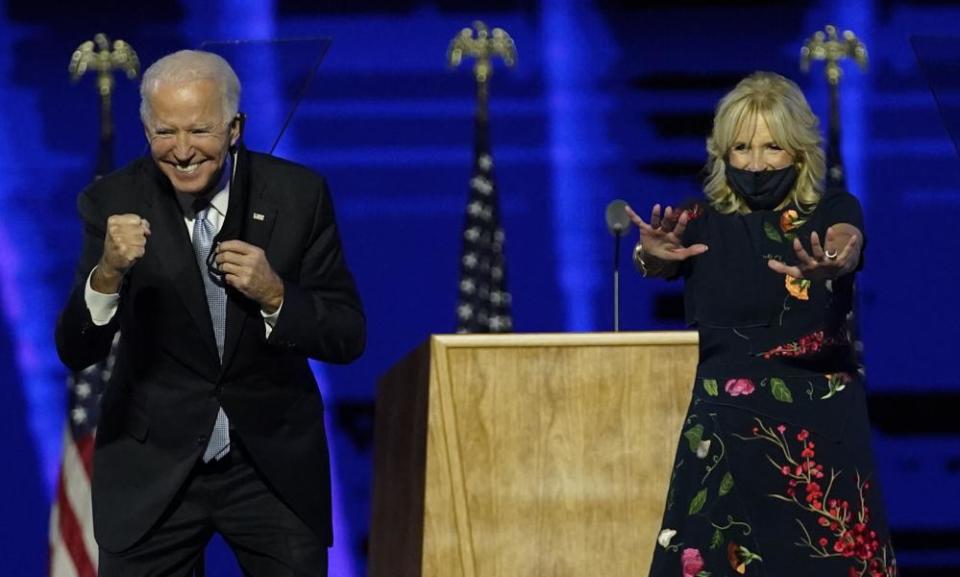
(681, 548, 705, 577)
(724, 378, 756, 397)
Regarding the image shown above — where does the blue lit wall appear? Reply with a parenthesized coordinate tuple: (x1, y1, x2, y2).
(2, 1, 958, 575)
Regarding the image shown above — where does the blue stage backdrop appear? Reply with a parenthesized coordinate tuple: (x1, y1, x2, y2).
(1, 0, 958, 575)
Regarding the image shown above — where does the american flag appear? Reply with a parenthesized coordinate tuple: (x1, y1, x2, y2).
(49, 53, 121, 571)
(456, 109, 512, 333)
(48, 342, 114, 577)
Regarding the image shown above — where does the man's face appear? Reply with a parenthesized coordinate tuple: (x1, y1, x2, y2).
(143, 79, 239, 195)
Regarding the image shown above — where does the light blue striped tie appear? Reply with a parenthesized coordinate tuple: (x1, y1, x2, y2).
(193, 206, 230, 463)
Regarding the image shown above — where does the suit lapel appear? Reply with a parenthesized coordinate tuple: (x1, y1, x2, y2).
(141, 161, 222, 366)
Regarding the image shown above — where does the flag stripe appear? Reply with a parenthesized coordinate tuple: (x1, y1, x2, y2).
(56, 460, 97, 577)
(62, 432, 98, 566)
(49, 505, 80, 577)
(51, 339, 113, 576)
(75, 434, 95, 482)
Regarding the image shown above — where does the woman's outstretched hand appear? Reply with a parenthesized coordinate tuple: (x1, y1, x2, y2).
(624, 203, 709, 262)
(767, 223, 861, 280)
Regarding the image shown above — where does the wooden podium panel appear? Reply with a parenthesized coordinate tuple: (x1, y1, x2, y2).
(369, 332, 698, 577)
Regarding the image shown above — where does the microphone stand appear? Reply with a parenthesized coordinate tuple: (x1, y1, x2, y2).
(613, 229, 622, 332)
(604, 198, 629, 332)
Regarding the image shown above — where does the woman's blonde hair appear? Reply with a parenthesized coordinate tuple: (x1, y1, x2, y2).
(704, 71, 825, 214)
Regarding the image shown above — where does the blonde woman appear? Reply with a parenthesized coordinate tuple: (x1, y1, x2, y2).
(627, 72, 895, 577)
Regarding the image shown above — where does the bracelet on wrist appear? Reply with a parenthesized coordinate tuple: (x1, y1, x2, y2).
(633, 243, 649, 277)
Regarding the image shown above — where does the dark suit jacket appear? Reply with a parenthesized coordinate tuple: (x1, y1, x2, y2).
(55, 148, 365, 553)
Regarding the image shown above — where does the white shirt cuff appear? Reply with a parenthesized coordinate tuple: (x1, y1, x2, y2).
(84, 268, 120, 326)
(261, 300, 282, 338)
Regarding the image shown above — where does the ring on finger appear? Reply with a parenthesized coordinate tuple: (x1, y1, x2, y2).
(824, 248, 838, 260)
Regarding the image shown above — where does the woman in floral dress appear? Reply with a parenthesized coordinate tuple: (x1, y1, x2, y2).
(625, 72, 896, 577)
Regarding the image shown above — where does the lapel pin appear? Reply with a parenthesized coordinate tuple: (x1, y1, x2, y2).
(252, 212, 265, 221)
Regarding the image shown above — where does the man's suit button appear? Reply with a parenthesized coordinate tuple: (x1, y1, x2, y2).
(196, 436, 207, 446)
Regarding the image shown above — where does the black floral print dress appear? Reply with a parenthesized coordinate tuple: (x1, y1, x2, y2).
(648, 189, 896, 577)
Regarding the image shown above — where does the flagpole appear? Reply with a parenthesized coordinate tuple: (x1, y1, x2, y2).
(613, 233, 621, 332)
(800, 25, 868, 188)
(448, 21, 516, 113)
(69, 33, 139, 179)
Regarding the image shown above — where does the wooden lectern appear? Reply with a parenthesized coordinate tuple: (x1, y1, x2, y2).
(369, 332, 698, 577)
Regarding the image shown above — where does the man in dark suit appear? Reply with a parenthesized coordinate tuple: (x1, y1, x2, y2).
(56, 49, 364, 576)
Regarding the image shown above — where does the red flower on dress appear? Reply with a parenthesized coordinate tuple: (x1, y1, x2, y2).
(762, 330, 842, 359)
(681, 547, 705, 577)
(724, 378, 756, 397)
(747, 418, 896, 576)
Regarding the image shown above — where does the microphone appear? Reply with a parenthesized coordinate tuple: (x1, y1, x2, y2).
(605, 199, 630, 332)
(605, 199, 630, 235)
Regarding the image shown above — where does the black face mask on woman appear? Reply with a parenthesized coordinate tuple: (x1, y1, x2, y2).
(725, 163, 797, 210)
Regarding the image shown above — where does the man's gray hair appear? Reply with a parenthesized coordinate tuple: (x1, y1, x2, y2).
(140, 50, 241, 124)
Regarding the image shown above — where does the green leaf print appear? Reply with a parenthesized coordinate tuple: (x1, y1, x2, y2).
(719, 471, 734, 496)
(684, 424, 705, 452)
(763, 221, 783, 243)
(702, 379, 719, 397)
(689, 488, 708, 515)
(710, 527, 724, 550)
(770, 378, 794, 403)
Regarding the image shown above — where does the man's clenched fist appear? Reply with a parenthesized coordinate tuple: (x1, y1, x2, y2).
(92, 214, 151, 293)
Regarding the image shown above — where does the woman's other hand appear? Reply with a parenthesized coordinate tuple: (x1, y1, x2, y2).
(767, 223, 862, 280)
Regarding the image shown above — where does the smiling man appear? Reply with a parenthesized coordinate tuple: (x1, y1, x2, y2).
(145, 78, 238, 195)
(56, 50, 365, 577)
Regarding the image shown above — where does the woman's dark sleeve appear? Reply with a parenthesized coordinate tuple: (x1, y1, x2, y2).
(671, 201, 707, 280)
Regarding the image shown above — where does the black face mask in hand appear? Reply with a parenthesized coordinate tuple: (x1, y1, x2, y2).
(725, 163, 798, 210)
